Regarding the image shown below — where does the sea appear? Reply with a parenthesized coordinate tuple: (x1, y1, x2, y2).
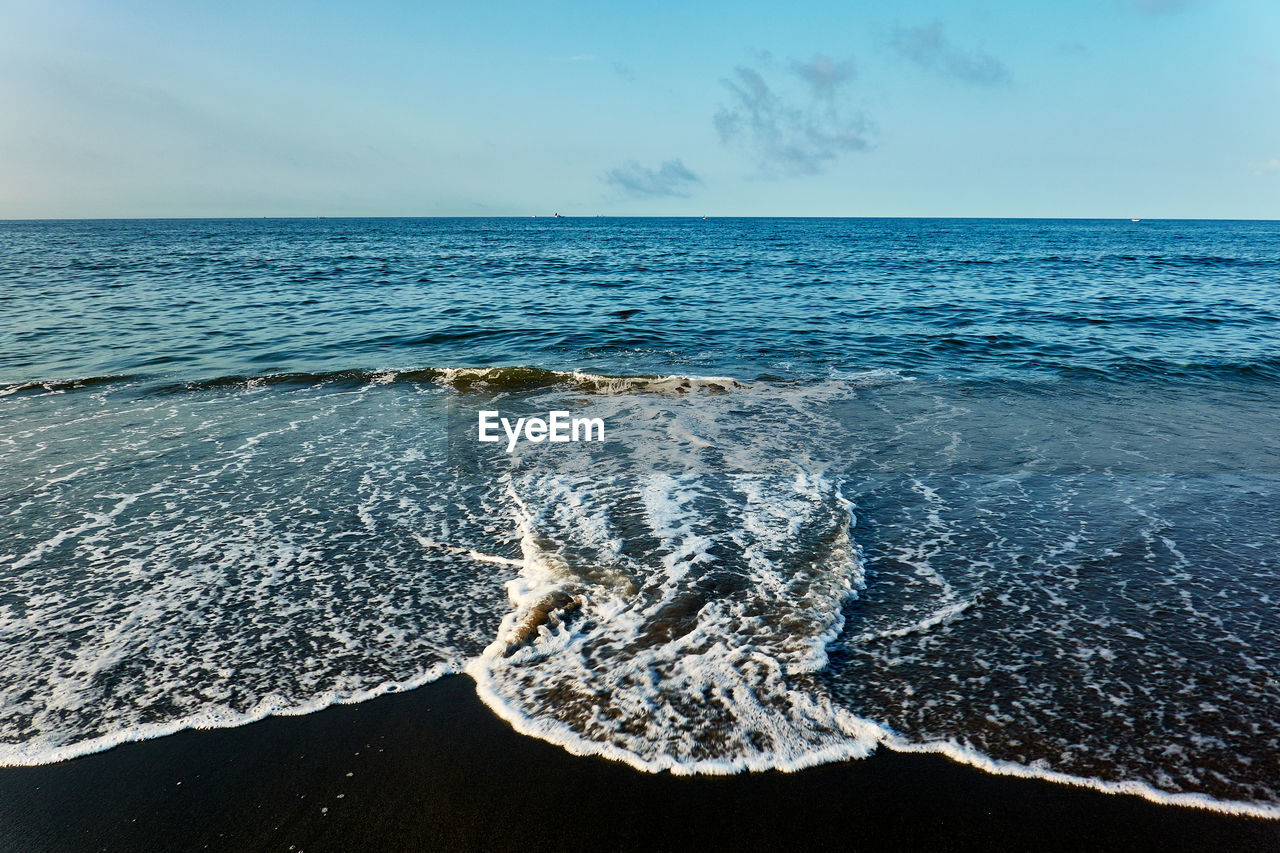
(2, 217, 1278, 817)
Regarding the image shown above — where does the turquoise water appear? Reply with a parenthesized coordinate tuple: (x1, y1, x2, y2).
(2, 218, 1278, 815)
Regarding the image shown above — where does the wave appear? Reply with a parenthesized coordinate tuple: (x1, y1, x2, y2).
(3, 358, 1279, 820)
(431, 366, 751, 395)
(467, 467, 871, 775)
(9, 354, 1280, 408)
(0, 366, 758, 399)
(0, 374, 142, 398)
(3, 365, 914, 404)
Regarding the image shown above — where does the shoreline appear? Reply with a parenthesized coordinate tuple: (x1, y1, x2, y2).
(1, 675, 1276, 852)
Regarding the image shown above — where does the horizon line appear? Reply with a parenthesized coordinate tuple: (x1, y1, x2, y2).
(2, 215, 1278, 223)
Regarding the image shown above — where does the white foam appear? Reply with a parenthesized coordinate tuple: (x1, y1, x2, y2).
(0, 380, 510, 769)
(847, 596, 976, 644)
(464, 389, 872, 773)
(5, 368, 1280, 822)
(0, 663, 458, 768)
(412, 535, 523, 566)
(880, 734, 1280, 820)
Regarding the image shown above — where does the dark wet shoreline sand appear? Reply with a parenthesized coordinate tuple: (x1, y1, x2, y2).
(0, 675, 1276, 852)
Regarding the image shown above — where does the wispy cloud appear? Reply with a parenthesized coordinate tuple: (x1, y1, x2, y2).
(604, 159, 701, 197)
(789, 54, 856, 100)
(890, 23, 1011, 86)
(714, 54, 871, 176)
(613, 62, 636, 82)
(1251, 158, 1280, 177)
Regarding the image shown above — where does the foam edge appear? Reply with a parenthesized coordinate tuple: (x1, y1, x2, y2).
(0, 662, 461, 769)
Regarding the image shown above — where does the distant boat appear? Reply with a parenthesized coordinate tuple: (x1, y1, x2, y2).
(1131, 218, 1141, 222)
(553, 213, 562, 218)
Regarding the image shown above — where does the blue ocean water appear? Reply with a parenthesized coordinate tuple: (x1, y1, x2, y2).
(4, 217, 1279, 385)
(2, 218, 1279, 815)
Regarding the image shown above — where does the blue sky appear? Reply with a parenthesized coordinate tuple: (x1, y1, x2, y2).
(1, 0, 1277, 218)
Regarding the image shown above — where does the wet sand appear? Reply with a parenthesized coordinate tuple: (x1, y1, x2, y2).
(0, 675, 1275, 852)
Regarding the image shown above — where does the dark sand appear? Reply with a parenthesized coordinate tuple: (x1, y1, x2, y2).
(0, 675, 1276, 852)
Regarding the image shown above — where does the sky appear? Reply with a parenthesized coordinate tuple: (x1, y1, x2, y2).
(0, 0, 1277, 218)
